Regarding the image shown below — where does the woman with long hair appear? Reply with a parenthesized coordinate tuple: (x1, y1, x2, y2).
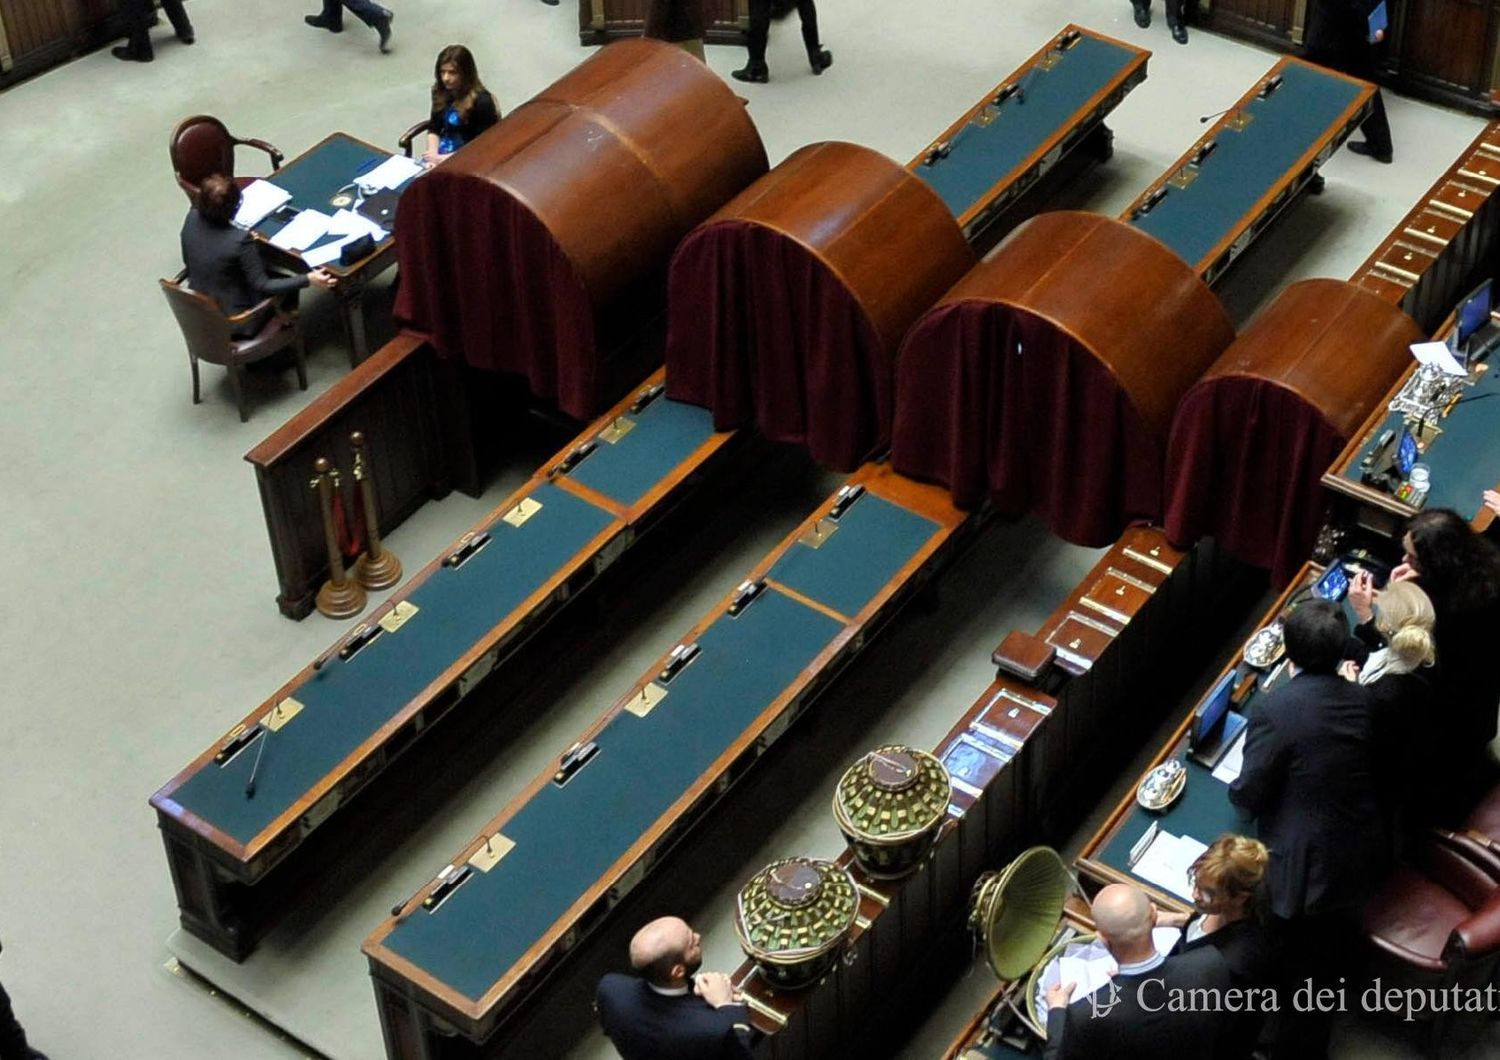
(424, 45, 500, 168)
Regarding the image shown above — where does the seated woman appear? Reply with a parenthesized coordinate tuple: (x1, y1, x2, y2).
(423, 45, 500, 168)
(1159, 834, 1274, 1058)
(181, 174, 336, 338)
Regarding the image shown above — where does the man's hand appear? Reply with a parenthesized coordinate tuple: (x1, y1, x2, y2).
(693, 971, 740, 1008)
(308, 267, 339, 290)
(1338, 658, 1361, 682)
(1348, 569, 1377, 624)
(1045, 980, 1077, 1010)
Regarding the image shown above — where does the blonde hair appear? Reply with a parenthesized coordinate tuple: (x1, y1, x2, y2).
(1189, 834, 1267, 916)
(1376, 580, 1437, 669)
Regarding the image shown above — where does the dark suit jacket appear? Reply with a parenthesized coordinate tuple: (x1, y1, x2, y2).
(1230, 672, 1387, 918)
(181, 209, 307, 318)
(1042, 947, 1234, 1060)
(1303, 0, 1382, 64)
(645, 0, 707, 41)
(596, 973, 754, 1060)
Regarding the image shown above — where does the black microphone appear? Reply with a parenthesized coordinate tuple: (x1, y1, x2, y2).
(243, 729, 268, 799)
(1199, 106, 1234, 124)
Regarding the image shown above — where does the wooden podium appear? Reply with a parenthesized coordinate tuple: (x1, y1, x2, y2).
(578, 0, 750, 46)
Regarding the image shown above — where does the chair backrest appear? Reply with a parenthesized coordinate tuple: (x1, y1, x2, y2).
(171, 115, 235, 202)
(1419, 831, 1499, 911)
(160, 277, 234, 365)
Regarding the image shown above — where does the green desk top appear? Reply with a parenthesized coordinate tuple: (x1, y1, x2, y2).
(252, 133, 410, 255)
(1131, 63, 1364, 271)
(563, 397, 717, 508)
(1338, 360, 1500, 520)
(914, 34, 1141, 222)
(381, 488, 948, 1001)
(170, 483, 617, 844)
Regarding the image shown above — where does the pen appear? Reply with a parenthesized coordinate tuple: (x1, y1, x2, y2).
(354, 156, 383, 176)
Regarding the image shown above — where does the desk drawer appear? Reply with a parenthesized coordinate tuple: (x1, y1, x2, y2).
(1429, 179, 1491, 221)
(1401, 208, 1463, 251)
(1080, 568, 1155, 625)
(1046, 611, 1119, 673)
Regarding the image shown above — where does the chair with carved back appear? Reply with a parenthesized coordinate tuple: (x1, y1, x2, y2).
(160, 271, 307, 423)
(170, 115, 284, 206)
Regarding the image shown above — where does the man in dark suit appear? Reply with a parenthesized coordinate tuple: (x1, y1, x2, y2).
(1230, 598, 1387, 1057)
(1043, 884, 1234, 1059)
(1302, 0, 1392, 161)
(304, 0, 395, 53)
(112, 0, 193, 62)
(596, 916, 755, 1060)
(1129, 0, 1188, 45)
(181, 175, 337, 339)
(731, 0, 832, 84)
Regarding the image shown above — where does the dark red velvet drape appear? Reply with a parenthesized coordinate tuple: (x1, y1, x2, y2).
(664, 220, 890, 472)
(891, 301, 1162, 547)
(393, 170, 600, 419)
(1165, 378, 1345, 586)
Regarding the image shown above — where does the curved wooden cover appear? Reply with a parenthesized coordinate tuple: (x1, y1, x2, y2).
(394, 38, 768, 417)
(891, 211, 1232, 544)
(1165, 278, 1423, 580)
(665, 141, 973, 470)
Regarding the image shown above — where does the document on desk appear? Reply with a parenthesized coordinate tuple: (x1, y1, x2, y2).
(328, 208, 387, 241)
(269, 209, 332, 251)
(234, 180, 292, 227)
(1132, 829, 1208, 901)
(360, 154, 424, 191)
(1411, 341, 1467, 377)
(1033, 927, 1184, 1011)
(302, 235, 360, 268)
(1211, 728, 1248, 784)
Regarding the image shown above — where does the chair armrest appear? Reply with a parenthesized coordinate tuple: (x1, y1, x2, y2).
(226, 298, 276, 325)
(398, 120, 430, 158)
(1450, 888, 1500, 961)
(234, 136, 285, 170)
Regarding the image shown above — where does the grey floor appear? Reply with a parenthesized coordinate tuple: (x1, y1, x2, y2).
(0, 0, 1487, 1057)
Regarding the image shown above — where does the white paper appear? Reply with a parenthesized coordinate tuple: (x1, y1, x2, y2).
(1211, 727, 1248, 784)
(360, 154, 424, 191)
(1132, 830, 1208, 901)
(1031, 929, 1183, 1015)
(1411, 340, 1467, 376)
(327, 208, 386, 241)
(302, 234, 360, 268)
(268, 209, 332, 251)
(234, 180, 292, 228)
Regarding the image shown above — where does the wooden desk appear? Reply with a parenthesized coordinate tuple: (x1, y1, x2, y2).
(153, 374, 740, 960)
(361, 465, 976, 1058)
(250, 132, 412, 365)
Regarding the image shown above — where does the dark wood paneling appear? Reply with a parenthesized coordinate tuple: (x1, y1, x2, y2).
(1202, 0, 1298, 40)
(577, 0, 749, 46)
(1397, 0, 1493, 93)
(0, 0, 132, 87)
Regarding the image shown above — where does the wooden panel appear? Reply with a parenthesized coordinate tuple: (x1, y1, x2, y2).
(0, 0, 129, 85)
(1202, 0, 1298, 37)
(578, 0, 748, 46)
(1397, 0, 1492, 93)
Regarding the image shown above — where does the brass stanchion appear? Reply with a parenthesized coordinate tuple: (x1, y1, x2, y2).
(313, 457, 367, 619)
(350, 431, 403, 590)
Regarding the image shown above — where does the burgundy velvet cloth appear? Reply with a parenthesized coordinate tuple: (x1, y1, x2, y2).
(890, 301, 1162, 547)
(664, 220, 890, 472)
(393, 169, 601, 420)
(1164, 377, 1347, 586)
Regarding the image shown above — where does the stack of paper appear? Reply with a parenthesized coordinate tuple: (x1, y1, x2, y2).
(1411, 340, 1467, 377)
(269, 209, 332, 251)
(1211, 728, 1248, 784)
(1132, 830, 1208, 901)
(234, 180, 292, 228)
(359, 155, 424, 191)
(301, 209, 390, 267)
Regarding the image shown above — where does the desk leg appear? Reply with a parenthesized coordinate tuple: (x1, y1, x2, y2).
(339, 278, 370, 367)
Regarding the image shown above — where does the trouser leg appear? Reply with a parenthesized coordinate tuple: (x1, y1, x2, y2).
(343, 0, 389, 27)
(0, 980, 34, 1060)
(1359, 89, 1392, 156)
(121, 0, 153, 53)
(161, 0, 194, 38)
(1164, 0, 1183, 23)
(797, 0, 821, 54)
(745, 0, 769, 67)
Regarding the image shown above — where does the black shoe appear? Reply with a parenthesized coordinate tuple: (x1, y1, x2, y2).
(1132, 1, 1151, 28)
(112, 44, 153, 61)
(808, 47, 832, 75)
(305, 13, 343, 31)
(177, 28, 195, 44)
(1168, 19, 1188, 43)
(540, 0, 560, 5)
(373, 9, 393, 51)
(731, 63, 769, 83)
(1347, 140, 1393, 163)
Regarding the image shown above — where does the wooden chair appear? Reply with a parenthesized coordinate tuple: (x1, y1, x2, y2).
(160, 272, 308, 423)
(170, 115, 284, 205)
(398, 119, 430, 159)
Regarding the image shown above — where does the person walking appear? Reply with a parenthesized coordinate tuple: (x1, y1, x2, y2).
(732, 0, 831, 84)
(304, 0, 395, 53)
(112, 0, 194, 62)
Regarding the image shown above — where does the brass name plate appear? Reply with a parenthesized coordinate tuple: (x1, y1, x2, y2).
(468, 832, 516, 872)
(797, 517, 839, 549)
(625, 681, 669, 718)
(1167, 167, 1199, 190)
(503, 496, 542, 527)
(262, 697, 304, 732)
(378, 600, 419, 634)
(973, 104, 1001, 128)
(1227, 110, 1254, 131)
(599, 416, 636, 444)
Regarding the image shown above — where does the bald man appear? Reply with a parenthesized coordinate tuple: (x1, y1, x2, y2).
(1042, 885, 1233, 1059)
(596, 916, 755, 1060)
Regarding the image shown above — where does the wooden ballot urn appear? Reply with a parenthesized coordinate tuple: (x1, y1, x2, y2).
(832, 745, 951, 879)
(733, 857, 859, 989)
(968, 846, 1081, 1039)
